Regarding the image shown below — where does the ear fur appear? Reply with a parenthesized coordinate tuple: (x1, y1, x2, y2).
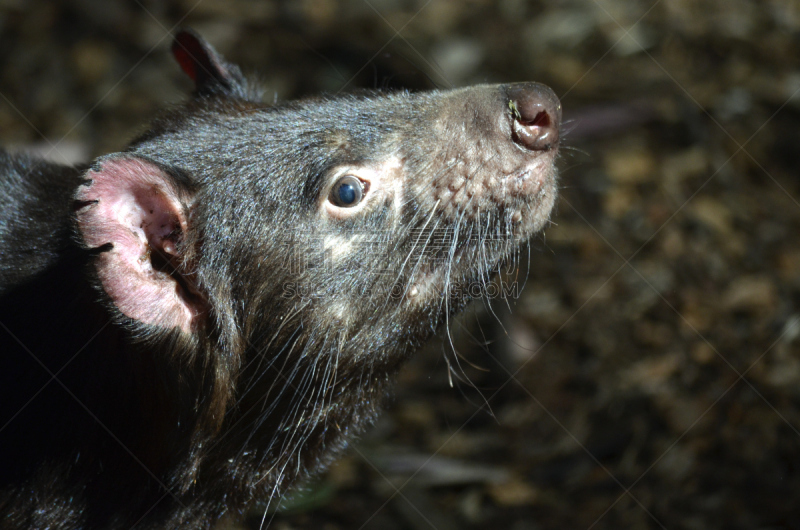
(74, 155, 204, 333)
(172, 28, 248, 97)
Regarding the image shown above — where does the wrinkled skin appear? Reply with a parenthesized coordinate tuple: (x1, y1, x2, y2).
(0, 31, 560, 529)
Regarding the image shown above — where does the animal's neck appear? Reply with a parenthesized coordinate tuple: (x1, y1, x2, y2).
(0, 151, 83, 291)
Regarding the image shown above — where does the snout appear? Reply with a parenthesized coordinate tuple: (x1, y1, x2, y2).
(409, 81, 561, 226)
(504, 82, 561, 152)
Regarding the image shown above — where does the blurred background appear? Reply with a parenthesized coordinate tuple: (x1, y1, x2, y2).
(1, 0, 799, 528)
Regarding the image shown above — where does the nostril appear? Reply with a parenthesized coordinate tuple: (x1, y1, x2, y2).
(517, 112, 550, 127)
(512, 109, 556, 151)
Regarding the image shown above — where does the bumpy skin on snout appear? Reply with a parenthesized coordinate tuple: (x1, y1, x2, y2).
(0, 30, 561, 529)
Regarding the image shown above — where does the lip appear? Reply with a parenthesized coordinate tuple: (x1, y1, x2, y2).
(508, 166, 546, 197)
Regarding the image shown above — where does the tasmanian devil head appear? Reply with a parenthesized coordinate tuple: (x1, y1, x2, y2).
(69, 29, 560, 522)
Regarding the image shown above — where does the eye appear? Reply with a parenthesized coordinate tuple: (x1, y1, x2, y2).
(329, 175, 365, 207)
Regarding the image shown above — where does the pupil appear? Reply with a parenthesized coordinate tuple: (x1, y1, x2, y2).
(338, 183, 357, 204)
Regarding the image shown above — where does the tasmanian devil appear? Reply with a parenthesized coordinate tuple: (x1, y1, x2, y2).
(0, 30, 561, 529)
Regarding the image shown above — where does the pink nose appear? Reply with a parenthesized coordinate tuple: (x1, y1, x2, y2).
(505, 82, 561, 152)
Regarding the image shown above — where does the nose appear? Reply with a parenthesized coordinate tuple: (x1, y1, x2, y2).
(504, 82, 561, 152)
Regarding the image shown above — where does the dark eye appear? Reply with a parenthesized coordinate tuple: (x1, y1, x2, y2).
(330, 175, 365, 207)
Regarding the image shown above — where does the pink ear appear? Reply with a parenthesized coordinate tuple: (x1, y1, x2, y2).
(75, 157, 203, 333)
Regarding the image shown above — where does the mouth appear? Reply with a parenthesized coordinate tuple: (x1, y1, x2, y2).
(401, 164, 556, 308)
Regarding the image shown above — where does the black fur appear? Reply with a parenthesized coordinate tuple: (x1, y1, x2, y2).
(0, 31, 560, 529)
